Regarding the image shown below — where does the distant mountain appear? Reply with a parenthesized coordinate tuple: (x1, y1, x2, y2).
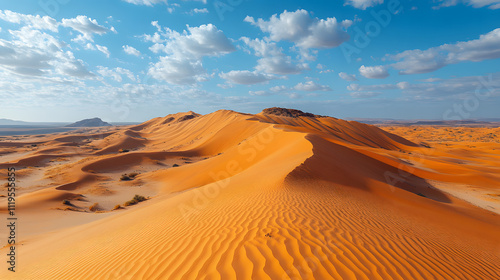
(0, 118, 32, 125)
(65, 117, 112, 127)
(349, 118, 500, 126)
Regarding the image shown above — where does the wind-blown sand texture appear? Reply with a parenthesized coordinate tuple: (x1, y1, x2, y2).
(1, 110, 499, 279)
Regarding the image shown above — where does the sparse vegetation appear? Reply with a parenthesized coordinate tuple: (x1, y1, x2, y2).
(120, 174, 132, 181)
(123, 194, 147, 207)
(262, 107, 327, 118)
(172, 163, 180, 167)
(177, 114, 198, 122)
(120, 172, 140, 181)
(89, 203, 99, 212)
(118, 148, 130, 153)
(62, 199, 72, 206)
(113, 204, 121, 210)
(128, 172, 139, 178)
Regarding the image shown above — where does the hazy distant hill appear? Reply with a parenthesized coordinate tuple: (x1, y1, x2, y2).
(349, 118, 500, 126)
(65, 117, 112, 127)
(0, 118, 32, 125)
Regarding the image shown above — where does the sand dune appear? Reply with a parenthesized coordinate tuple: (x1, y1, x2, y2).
(1, 109, 499, 279)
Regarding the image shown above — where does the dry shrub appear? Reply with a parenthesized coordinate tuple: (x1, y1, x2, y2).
(120, 174, 132, 181)
(89, 202, 99, 212)
(123, 194, 147, 207)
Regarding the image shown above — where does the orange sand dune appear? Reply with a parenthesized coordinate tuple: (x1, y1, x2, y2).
(0, 109, 499, 279)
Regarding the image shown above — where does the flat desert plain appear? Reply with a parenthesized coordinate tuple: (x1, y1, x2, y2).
(1, 109, 499, 279)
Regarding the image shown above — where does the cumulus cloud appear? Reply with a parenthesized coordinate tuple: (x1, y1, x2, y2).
(0, 26, 93, 78)
(219, 70, 280, 85)
(435, 0, 500, 9)
(149, 57, 206, 85)
(147, 23, 235, 57)
(244, 9, 352, 49)
(249, 86, 300, 99)
(61, 15, 110, 42)
(339, 72, 358, 81)
(359, 65, 389, 79)
(241, 37, 309, 75)
(123, 45, 141, 56)
(97, 66, 137, 82)
(0, 10, 58, 32)
(145, 23, 235, 84)
(386, 28, 500, 74)
(242, 37, 310, 76)
(84, 43, 110, 57)
(255, 56, 309, 74)
(400, 73, 500, 99)
(248, 82, 329, 98)
(293, 81, 332, 91)
(345, 73, 500, 101)
(344, 0, 384, 10)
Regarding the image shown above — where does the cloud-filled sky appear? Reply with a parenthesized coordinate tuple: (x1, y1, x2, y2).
(0, 0, 499, 122)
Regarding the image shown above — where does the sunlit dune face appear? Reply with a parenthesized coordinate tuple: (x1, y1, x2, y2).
(0, 110, 499, 279)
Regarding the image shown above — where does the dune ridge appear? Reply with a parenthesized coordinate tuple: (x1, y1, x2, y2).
(0, 109, 499, 279)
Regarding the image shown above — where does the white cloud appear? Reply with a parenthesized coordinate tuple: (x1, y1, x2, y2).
(249, 82, 330, 98)
(387, 28, 500, 74)
(293, 81, 332, 91)
(435, 0, 500, 9)
(347, 83, 402, 91)
(0, 10, 58, 32)
(400, 73, 500, 99)
(145, 23, 235, 84)
(349, 91, 382, 98)
(320, 69, 334, 74)
(220, 70, 280, 85)
(217, 83, 233, 89)
(255, 56, 309, 75)
(241, 37, 309, 74)
(97, 66, 136, 82)
(123, 45, 141, 56)
(96, 45, 110, 57)
(339, 72, 358, 81)
(270, 85, 288, 92)
(149, 57, 206, 85)
(192, 8, 209, 14)
(344, 73, 500, 101)
(344, 0, 384, 10)
(249, 86, 301, 99)
(147, 23, 235, 57)
(61, 15, 110, 42)
(84, 43, 110, 57)
(249, 90, 272, 96)
(122, 0, 166, 6)
(244, 9, 352, 49)
(359, 65, 389, 79)
(0, 26, 93, 78)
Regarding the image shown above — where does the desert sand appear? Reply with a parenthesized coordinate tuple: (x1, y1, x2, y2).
(0, 109, 499, 279)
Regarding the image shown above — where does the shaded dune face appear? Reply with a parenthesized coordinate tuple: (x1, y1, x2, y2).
(0, 109, 499, 280)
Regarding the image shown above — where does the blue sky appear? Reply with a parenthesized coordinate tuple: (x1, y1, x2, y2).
(0, 0, 499, 122)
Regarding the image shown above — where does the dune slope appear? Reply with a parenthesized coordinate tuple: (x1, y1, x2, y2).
(0, 109, 499, 279)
